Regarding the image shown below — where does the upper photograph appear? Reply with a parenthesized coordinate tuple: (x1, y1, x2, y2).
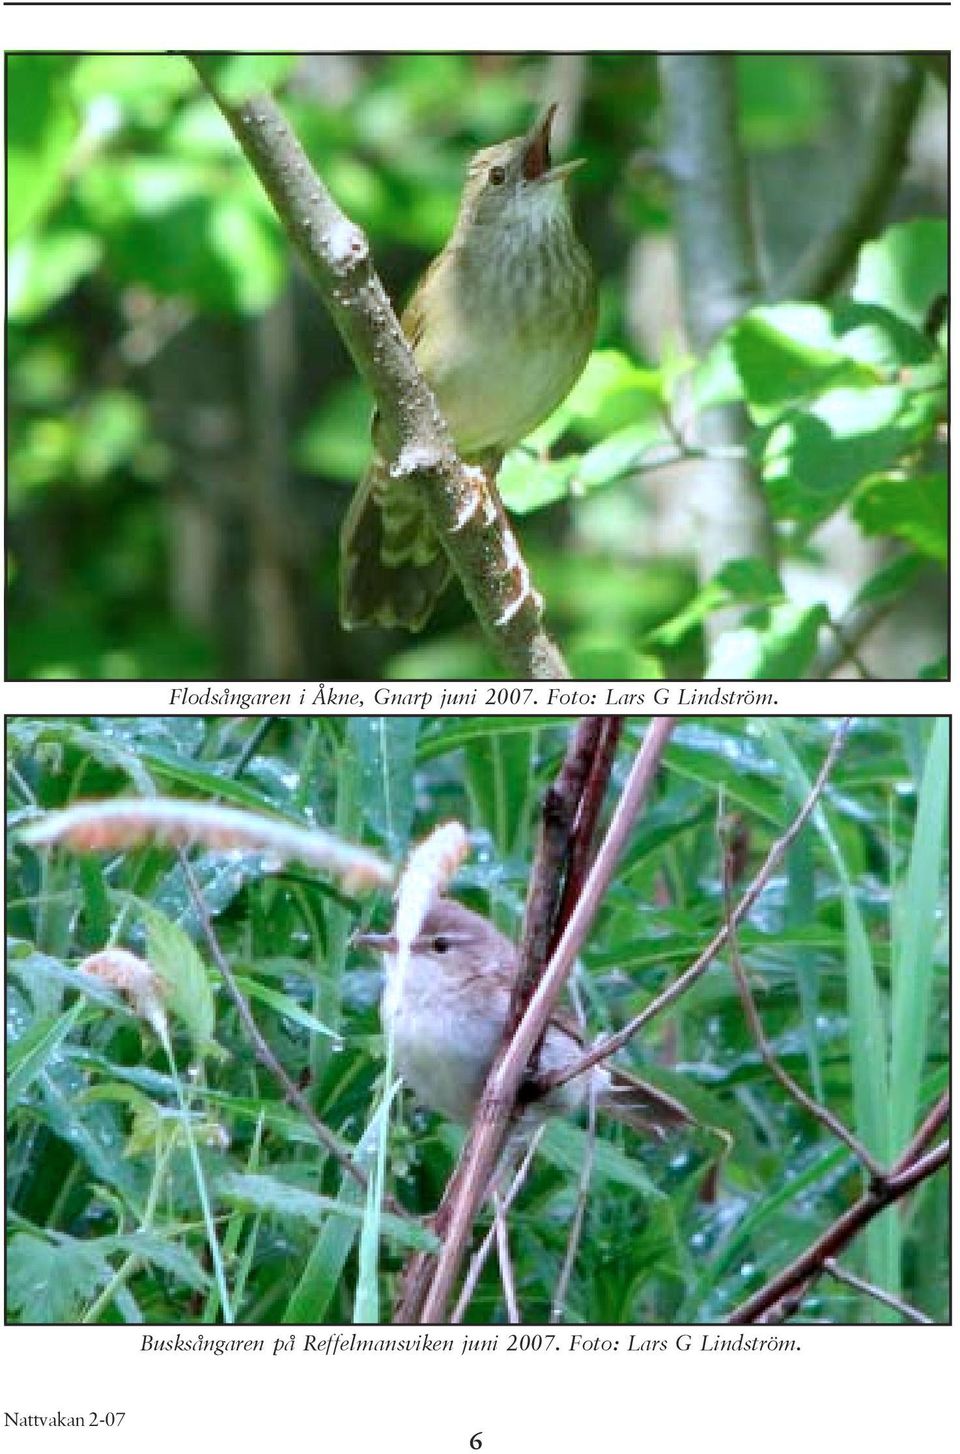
(7, 53, 948, 682)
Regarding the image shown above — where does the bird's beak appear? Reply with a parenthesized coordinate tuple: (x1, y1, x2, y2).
(352, 930, 399, 954)
(522, 102, 586, 185)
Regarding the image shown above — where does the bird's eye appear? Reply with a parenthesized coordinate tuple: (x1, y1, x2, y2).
(432, 935, 452, 953)
(488, 165, 507, 186)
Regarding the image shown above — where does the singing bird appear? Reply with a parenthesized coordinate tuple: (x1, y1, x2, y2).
(341, 104, 596, 631)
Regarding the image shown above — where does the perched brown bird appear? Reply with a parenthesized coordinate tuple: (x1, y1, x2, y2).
(341, 104, 597, 631)
(356, 898, 692, 1135)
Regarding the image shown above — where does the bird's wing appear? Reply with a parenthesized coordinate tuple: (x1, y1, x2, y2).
(547, 1006, 695, 1130)
(339, 455, 451, 631)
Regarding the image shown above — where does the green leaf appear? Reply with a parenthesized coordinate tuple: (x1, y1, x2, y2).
(40, 1075, 136, 1194)
(417, 716, 564, 761)
(829, 300, 936, 373)
(100, 1233, 211, 1292)
(74, 391, 150, 483)
(388, 637, 495, 681)
(498, 453, 578, 515)
(574, 421, 668, 491)
(692, 336, 745, 412)
(649, 558, 783, 649)
(786, 826, 824, 1102)
(758, 721, 895, 1308)
(355, 1082, 405, 1324)
(8, 232, 102, 321)
(283, 1115, 380, 1324)
(70, 54, 194, 119)
(200, 56, 298, 105)
(7, 56, 79, 243)
(232, 976, 339, 1041)
(540, 1121, 662, 1197)
(731, 304, 876, 419)
(144, 909, 221, 1061)
(852, 218, 948, 330)
(707, 603, 828, 679)
(208, 197, 285, 313)
(852, 473, 947, 565)
(552, 348, 665, 442)
(760, 722, 891, 1160)
(7, 1000, 86, 1104)
(463, 720, 536, 857)
(762, 384, 929, 528)
(77, 158, 284, 314)
(682, 1142, 849, 1318)
(133, 748, 291, 811)
(349, 715, 420, 856)
(8, 945, 125, 1016)
(284, 1188, 361, 1324)
(851, 553, 923, 610)
(567, 639, 664, 680)
(7, 1232, 112, 1323)
(216, 1172, 437, 1251)
(712, 558, 785, 602)
(889, 720, 948, 1148)
(662, 732, 786, 825)
(737, 55, 829, 148)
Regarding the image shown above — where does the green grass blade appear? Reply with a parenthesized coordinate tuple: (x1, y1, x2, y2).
(786, 826, 824, 1102)
(889, 719, 948, 1149)
(757, 723, 890, 1160)
(354, 1079, 403, 1323)
(8, 1000, 86, 1104)
(757, 721, 894, 1317)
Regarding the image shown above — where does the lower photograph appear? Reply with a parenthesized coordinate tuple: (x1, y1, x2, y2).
(5, 714, 949, 1326)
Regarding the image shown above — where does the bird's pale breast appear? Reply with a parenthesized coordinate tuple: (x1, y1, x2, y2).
(383, 951, 605, 1124)
(385, 961, 504, 1124)
(413, 219, 595, 459)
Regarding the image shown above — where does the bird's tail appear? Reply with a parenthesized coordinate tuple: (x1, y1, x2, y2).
(340, 455, 451, 631)
(600, 1065, 696, 1138)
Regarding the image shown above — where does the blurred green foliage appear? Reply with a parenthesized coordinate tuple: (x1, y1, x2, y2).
(7, 54, 948, 679)
(6, 714, 948, 1323)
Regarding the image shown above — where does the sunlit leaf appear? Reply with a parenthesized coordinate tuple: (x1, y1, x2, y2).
(852, 473, 947, 565)
(852, 218, 948, 330)
(707, 603, 828, 679)
(8, 56, 79, 243)
(144, 909, 222, 1062)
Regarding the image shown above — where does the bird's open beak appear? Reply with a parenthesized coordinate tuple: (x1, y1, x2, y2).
(522, 102, 586, 185)
(352, 930, 398, 954)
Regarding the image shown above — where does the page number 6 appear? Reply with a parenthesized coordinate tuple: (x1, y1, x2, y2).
(470, 1435, 483, 1449)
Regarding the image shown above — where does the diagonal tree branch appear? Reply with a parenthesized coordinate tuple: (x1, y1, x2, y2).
(720, 818, 885, 1180)
(726, 1138, 949, 1324)
(891, 1090, 950, 1174)
(822, 1258, 933, 1325)
(542, 718, 853, 1092)
(450, 1127, 544, 1325)
(511, 716, 626, 1058)
(393, 714, 625, 1322)
(413, 717, 678, 1322)
(555, 716, 626, 940)
(190, 56, 568, 680)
